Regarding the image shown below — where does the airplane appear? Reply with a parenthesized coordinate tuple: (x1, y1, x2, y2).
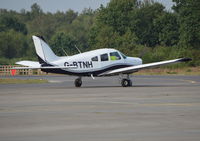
(13, 35, 191, 87)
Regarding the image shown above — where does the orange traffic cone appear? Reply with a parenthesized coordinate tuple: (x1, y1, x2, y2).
(11, 69, 16, 76)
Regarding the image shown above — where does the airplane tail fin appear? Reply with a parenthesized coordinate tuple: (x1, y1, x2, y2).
(32, 35, 59, 64)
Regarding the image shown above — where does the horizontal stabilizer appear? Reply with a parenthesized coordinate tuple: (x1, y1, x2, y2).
(13, 60, 77, 70)
(16, 61, 40, 67)
(11, 66, 77, 70)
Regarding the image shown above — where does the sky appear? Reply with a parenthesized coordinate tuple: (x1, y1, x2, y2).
(0, 0, 174, 13)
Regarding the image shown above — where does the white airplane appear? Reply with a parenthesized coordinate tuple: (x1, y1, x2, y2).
(14, 35, 191, 87)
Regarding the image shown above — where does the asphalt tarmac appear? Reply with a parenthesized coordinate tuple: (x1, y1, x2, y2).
(0, 75, 200, 141)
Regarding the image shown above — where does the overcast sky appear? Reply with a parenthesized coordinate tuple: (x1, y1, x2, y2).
(0, 0, 174, 13)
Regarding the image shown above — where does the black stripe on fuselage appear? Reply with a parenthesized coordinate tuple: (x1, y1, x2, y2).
(41, 64, 132, 76)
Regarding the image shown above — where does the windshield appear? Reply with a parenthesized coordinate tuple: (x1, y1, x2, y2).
(120, 52, 127, 59)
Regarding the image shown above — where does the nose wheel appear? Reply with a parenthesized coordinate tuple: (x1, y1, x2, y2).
(75, 77, 82, 87)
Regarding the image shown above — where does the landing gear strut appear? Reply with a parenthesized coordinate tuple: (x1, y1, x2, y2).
(120, 74, 132, 87)
(75, 77, 82, 87)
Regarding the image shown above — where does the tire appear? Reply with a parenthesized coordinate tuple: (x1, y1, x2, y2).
(75, 78, 82, 87)
(121, 79, 132, 87)
(121, 79, 129, 87)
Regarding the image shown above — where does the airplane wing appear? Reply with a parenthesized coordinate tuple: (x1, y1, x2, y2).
(99, 58, 191, 76)
(12, 61, 77, 69)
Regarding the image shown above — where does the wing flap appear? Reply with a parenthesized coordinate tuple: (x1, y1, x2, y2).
(99, 58, 191, 76)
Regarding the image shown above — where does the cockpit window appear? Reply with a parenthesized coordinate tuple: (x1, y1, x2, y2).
(101, 53, 108, 61)
(110, 52, 121, 61)
(120, 52, 127, 59)
(91, 56, 98, 61)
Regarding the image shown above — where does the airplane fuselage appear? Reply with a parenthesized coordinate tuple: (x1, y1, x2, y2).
(42, 48, 142, 76)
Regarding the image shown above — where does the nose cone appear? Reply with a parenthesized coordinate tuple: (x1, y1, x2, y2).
(136, 57, 143, 65)
(127, 57, 142, 66)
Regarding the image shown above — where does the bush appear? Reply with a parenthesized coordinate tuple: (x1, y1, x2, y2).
(129, 45, 200, 68)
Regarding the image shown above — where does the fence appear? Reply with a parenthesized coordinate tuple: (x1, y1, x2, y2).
(0, 65, 47, 76)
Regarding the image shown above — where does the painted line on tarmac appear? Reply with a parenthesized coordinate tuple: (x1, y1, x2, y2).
(141, 103, 200, 107)
(133, 76, 198, 84)
(89, 100, 200, 107)
(167, 78, 198, 84)
(48, 80, 74, 83)
(179, 79, 197, 84)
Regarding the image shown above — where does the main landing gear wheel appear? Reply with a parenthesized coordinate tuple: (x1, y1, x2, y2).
(121, 79, 132, 87)
(75, 77, 82, 87)
(119, 74, 132, 87)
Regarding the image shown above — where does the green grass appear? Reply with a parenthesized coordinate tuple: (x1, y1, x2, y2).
(0, 78, 48, 84)
(134, 67, 200, 75)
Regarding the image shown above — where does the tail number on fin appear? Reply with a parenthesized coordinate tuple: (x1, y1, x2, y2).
(64, 61, 93, 68)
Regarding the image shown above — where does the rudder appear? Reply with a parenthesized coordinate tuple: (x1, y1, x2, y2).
(32, 35, 59, 64)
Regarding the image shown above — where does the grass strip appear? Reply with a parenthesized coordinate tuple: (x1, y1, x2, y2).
(0, 78, 48, 84)
(134, 67, 200, 75)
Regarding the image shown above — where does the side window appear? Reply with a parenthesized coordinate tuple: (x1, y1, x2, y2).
(91, 56, 98, 61)
(110, 52, 121, 61)
(101, 53, 108, 61)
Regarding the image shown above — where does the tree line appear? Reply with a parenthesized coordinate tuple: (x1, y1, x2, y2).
(0, 0, 199, 67)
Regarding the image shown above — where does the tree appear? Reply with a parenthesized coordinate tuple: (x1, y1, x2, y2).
(154, 12, 179, 46)
(0, 13, 27, 34)
(27, 13, 58, 40)
(65, 9, 78, 24)
(97, 0, 138, 35)
(89, 0, 139, 50)
(0, 30, 28, 59)
(89, 0, 166, 49)
(50, 32, 78, 56)
(172, 0, 200, 48)
(30, 3, 43, 18)
(69, 9, 95, 51)
(130, 2, 165, 47)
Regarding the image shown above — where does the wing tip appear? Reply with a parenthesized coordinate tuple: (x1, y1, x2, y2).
(179, 58, 192, 62)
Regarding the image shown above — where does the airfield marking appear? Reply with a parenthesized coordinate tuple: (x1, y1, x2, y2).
(179, 79, 197, 84)
(80, 100, 200, 107)
(48, 80, 74, 83)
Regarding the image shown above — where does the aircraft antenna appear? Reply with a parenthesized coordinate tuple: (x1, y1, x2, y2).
(75, 45, 82, 54)
(62, 48, 68, 56)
